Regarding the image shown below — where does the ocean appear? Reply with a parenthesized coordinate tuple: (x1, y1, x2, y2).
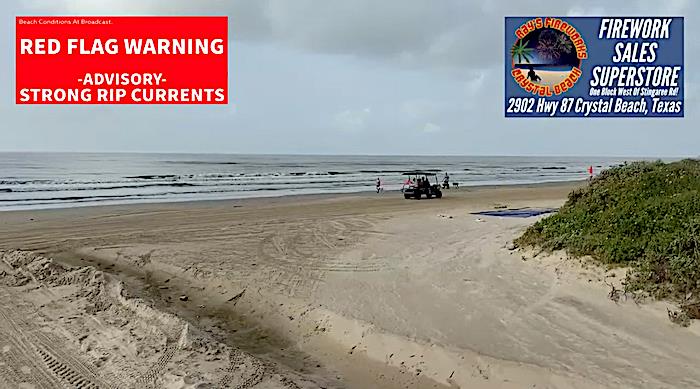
(0, 153, 633, 210)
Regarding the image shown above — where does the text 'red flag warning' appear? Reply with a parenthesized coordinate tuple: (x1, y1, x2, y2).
(16, 16, 228, 104)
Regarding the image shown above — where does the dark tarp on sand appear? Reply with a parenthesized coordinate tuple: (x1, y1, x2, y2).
(471, 208, 557, 218)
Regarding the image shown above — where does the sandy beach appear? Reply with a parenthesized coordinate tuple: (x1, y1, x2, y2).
(515, 68, 572, 88)
(2, 182, 700, 388)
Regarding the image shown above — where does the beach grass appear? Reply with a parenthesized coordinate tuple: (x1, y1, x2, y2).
(516, 159, 700, 317)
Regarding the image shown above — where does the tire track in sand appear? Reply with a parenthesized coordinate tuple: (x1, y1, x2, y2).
(134, 342, 177, 388)
(0, 296, 117, 389)
(256, 216, 394, 297)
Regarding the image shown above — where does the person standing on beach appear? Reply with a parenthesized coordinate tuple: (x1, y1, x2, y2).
(376, 177, 382, 193)
(402, 176, 413, 192)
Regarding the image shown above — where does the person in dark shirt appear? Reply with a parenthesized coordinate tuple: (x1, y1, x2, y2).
(527, 65, 541, 82)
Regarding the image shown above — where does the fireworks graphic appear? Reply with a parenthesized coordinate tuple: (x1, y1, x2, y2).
(535, 30, 574, 62)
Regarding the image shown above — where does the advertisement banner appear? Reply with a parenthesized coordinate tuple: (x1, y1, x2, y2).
(505, 17, 683, 117)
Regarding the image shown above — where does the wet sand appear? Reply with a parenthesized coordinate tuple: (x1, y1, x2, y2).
(2, 182, 700, 388)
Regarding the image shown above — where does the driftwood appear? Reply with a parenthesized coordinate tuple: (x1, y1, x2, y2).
(604, 275, 642, 305)
(667, 308, 691, 327)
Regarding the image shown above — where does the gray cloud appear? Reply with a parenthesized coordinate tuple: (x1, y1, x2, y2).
(24, 0, 699, 76)
(21, 0, 699, 76)
(4, 0, 698, 156)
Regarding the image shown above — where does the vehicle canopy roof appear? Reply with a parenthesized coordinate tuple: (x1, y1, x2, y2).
(402, 171, 439, 176)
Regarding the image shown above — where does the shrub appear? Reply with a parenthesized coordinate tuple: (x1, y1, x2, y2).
(516, 159, 700, 300)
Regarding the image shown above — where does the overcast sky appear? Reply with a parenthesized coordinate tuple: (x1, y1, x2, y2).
(1, 0, 697, 157)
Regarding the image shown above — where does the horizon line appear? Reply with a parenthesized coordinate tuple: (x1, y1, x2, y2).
(0, 150, 695, 160)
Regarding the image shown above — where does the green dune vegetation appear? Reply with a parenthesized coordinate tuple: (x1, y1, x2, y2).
(517, 159, 700, 325)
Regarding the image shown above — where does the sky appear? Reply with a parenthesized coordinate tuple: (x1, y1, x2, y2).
(0, 0, 698, 157)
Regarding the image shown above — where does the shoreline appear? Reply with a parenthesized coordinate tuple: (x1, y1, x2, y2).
(0, 178, 586, 214)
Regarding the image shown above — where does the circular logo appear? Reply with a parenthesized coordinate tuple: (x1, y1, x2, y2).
(511, 18, 587, 96)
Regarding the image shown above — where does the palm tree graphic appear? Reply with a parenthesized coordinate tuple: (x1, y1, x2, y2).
(511, 39, 534, 64)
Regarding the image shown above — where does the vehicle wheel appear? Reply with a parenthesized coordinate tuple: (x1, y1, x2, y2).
(414, 192, 421, 200)
(436, 191, 442, 198)
(426, 193, 432, 199)
(404, 194, 411, 199)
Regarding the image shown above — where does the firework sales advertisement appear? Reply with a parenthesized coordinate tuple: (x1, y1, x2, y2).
(505, 17, 684, 118)
(15, 16, 228, 104)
